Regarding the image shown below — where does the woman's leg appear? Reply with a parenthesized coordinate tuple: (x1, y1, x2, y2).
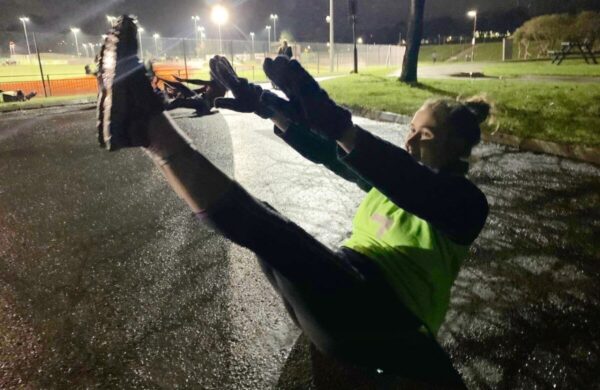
(143, 112, 462, 385)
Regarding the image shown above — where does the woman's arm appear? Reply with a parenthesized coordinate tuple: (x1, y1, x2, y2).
(271, 114, 371, 192)
(337, 126, 488, 245)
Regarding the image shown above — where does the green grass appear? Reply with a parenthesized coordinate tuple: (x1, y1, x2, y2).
(0, 94, 96, 111)
(0, 64, 90, 81)
(321, 71, 600, 147)
(472, 42, 503, 62)
(483, 61, 600, 78)
(419, 43, 471, 63)
(419, 42, 503, 63)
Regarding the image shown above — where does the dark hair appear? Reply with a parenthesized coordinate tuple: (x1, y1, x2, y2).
(424, 96, 493, 158)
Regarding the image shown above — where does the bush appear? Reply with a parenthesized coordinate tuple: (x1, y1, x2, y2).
(513, 12, 600, 59)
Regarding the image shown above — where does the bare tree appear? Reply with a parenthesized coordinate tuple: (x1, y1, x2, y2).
(399, 0, 426, 83)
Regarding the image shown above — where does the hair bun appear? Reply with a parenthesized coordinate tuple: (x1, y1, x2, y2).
(464, 96, 491, 125)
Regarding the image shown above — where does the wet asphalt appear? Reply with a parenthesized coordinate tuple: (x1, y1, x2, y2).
(0, 105, 599, 389)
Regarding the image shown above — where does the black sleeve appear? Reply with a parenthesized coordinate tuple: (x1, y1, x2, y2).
(274, 123, 372, 192)
(338, 127, 488, 245)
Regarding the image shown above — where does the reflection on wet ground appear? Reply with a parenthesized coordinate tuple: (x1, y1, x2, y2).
(0, 106, 599, 389)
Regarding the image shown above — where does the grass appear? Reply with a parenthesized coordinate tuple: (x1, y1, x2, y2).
(0, 64, 89, 81)
(419, 42, 503, 63)
(483, 61, 600, 78)
(0, 94, 96, 112)
(320, 71, 600, 147)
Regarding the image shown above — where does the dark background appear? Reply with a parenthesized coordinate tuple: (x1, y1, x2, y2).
(2, 0, 600, 43)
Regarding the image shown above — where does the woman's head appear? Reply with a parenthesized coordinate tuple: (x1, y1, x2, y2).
(405, 96, 492, 173)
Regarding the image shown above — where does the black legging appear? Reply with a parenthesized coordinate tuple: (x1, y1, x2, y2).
(199, 182, 464, 385)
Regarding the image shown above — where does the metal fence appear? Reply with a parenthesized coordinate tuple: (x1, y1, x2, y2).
(1, 31, 403, 99)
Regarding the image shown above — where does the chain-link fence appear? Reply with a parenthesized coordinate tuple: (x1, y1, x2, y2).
(1, 31, 404, 99)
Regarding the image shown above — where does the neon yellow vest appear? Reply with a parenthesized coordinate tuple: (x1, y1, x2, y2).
(343, 188, 469, 335)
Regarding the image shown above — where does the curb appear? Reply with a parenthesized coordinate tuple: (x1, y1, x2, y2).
(350, 107, 600, 166)
(0, 97, 97, 113)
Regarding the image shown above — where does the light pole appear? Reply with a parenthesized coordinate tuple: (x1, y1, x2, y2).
(137, 27, 144, 61)
(192, 16, 200, 55)
(250, 32, 255, 59)
(71, 28, 81, 56)
(328, 0, 334, 72)
(211, 4, 229, 54)
(198, 26, 205, 56)
(265, 25, 271, 54)
(19, 17, 31, 59)
(467, 10, 477, 62)
(153, 33, 160, 58)
(82, 43, 90, 58)
(270, 14, 278, 43)
(349, 0, 358, 74)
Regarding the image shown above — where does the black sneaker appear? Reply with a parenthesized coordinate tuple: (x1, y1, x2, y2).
(96, 15, 164, 151)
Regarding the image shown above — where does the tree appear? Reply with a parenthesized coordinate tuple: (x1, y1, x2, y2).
(513, 11, 600, 59)
(399, 0, 426, 83)
(575, 11, 600, 48)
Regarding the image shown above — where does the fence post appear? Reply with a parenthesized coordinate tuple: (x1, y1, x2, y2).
(46, 74, 52, 96)
(317, 51, 320, 74)
(182, 39, 189, 80)
(32, 32, 48, 97)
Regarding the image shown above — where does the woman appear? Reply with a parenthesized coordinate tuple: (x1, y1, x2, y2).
(98, 16, 488, 386)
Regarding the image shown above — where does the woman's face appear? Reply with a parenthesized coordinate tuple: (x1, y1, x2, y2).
(405, 104, 461, 169)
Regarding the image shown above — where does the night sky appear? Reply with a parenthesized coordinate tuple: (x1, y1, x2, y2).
(2, 0, 599, 43)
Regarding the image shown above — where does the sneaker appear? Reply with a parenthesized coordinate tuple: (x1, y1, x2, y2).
(96, 15, 164, 151)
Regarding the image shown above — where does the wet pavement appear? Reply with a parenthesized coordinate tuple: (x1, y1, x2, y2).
(0, 105, 599, 389)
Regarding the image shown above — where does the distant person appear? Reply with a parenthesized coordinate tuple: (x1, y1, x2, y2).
(432, 51, 438, 64)
(97, 16, 490, 387)
(277, 40, 293, 59)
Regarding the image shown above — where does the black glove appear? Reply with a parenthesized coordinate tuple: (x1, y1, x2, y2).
(263, 56, 352, 141)
(209, 55, 273, 119)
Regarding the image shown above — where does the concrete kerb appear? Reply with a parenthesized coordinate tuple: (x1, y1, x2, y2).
(349, 107, 600, 166)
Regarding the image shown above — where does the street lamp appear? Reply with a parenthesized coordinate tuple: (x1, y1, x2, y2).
(192, 15, 200, 54)
(270, 14, 278, 43)
(71, 27, 81, 56)
(19, 17, 31, 58)
(82, 43, 90, 57)
(329, 0, 335, 72)
(467, 10, 477, 61)
(349, 0, 358, 74)
(250, 32, 255, 59)
(211, 4, 229, 54)
(198, 26, 205, 55)
(153, 33, 160, 58)
(265, 25, 271, 54)
(137, 27, 144, 61)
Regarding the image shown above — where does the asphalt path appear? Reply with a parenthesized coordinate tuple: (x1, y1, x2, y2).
(1, 104, 599, 389)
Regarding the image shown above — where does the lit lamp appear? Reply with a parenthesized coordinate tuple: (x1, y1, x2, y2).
(71, 27, 81, 56)
(153, 33, 160, 58)
(467, 10, 477, 61)
(192, 15, 200, 54)
(265, 25, 272, 54)
(270, 14, 278, 42)
(19, 17, 31, 57)
(211, 5, 229, 54)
